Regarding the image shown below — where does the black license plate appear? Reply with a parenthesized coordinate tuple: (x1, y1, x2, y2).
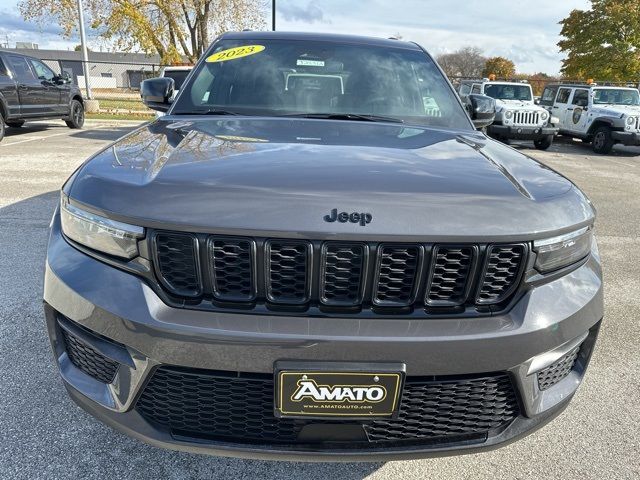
(274, 361, 405, 420)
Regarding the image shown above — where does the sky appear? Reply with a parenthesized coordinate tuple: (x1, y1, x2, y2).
(0, 0, 592, 74)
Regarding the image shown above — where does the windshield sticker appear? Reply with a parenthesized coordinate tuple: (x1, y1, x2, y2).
(206, 45, 265, 63)
(297, 59, 325, 67)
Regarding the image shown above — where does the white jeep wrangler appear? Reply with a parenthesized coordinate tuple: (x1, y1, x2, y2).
(459, 80, 559, 150)
(539, 84, 640, 154)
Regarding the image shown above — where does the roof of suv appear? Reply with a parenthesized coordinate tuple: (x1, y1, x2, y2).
(546, 84, 639, 90)
(218, 31, 422, 51)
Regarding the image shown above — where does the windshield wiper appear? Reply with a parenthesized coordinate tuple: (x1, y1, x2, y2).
(279, 112, 404, 124)
(173, 108, 240, 116)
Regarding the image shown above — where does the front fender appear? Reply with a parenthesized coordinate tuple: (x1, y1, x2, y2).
(587, 116, 619, 135)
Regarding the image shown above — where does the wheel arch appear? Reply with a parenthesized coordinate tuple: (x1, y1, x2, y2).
(587, 118, 616, 137)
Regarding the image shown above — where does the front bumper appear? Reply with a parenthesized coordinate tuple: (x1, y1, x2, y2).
(612, 131, 640, 146)
(488, 124, 558, 140)
(44, 216, 604, 461)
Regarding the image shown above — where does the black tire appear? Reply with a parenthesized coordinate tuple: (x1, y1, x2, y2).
(0, 112, 5, 143)
(6, 120, 25, 128)
(65, 99, 85, 129)
(534, 135, 554, 150)
(592, 126, 615, 154)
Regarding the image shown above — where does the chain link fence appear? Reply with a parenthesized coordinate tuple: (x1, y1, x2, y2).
(41, 58, 170, 118)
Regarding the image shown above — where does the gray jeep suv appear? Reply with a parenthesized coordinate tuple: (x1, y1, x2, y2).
(44, 32, 603, 461)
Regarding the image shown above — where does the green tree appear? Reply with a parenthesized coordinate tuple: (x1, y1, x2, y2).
(559, 0, 640, 81)
(482, 57, 516, 79)
(19, 0, 267, 64)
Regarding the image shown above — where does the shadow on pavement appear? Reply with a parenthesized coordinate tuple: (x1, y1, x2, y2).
(0, 191, 385, 480)
(70, 125, 142, 141)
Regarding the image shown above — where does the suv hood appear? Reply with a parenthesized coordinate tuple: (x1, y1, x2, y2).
(495, 99, 541, 111)
(68, 117, 594, 241)
(591, 104, 640, 117)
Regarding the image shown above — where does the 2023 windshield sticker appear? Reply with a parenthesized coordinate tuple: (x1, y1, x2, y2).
(205, 45, 265, 63)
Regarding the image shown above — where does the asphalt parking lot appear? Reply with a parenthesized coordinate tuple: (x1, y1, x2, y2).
(0, 120, 638, 479)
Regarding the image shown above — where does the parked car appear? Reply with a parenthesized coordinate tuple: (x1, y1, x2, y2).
(154, 65, 193, 117)
(539, 83, 640, 154)
(44, 31, 602, 461)
(0, 50, 85, 142)
(459, 80, 559, 149)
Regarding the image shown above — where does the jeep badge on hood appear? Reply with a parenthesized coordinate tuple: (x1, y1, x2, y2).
(324, 208, 372, 226)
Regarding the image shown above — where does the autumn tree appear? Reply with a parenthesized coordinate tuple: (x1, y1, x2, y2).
(558, 0, 640, 81)
(19, 0, 268, 64)
(436, 47, 486, 79)
(482, 57, 516, 79)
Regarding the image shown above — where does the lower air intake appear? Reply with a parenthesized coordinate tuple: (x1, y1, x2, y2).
(61, 328, 119, 384)
(136, 366, 519, 447)
(537, 346, 580, 391)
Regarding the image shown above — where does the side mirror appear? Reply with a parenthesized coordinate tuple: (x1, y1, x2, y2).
(534, 98, 541, 105)
(140, 77, 175, 113)
(466, 94, 496, 129)
(54, 72, 71, 85)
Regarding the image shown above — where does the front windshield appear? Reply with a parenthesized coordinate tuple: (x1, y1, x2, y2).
(593, 89, 640, 106)
(171, 39, 471, 130)
(483, 84, 532, 101)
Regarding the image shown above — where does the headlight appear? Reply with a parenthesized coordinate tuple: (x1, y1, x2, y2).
(60, 194, 144, 259)
(626, 116, 636, 125)
(505, 110, 513, 119)
(541, 111, 549, 121)
(533, 227, 593, 273)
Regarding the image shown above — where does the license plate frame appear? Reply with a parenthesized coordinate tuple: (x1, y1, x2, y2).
(274, 361, 405, 420)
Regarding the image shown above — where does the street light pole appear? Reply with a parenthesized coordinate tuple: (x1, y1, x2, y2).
(77, 0, 92, 99)
(272, 0, 276, 31)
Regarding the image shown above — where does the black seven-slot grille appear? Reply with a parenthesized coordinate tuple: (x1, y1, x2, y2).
(136, 366, 519, 447)
(151, 231, 528, 313)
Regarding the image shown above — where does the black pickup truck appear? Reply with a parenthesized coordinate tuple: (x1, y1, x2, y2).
(0, 50, 85, 142)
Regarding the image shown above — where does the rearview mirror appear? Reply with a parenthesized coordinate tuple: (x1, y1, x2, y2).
(140, 77, 175, 113)
(466, 94, 496, 129)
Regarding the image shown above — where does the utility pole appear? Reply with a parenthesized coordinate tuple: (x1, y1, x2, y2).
(272, 0, 276, 31)
(77, 0, 92, 99)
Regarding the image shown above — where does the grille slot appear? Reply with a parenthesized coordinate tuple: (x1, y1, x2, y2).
(320, 243, 367, 306)
(136, 366, 519, 447)
(426, 246, 476, 306)
(266, 240, 312, 304)
(153, 232, 201, 297)
(476, 244, 526, 305)
(373, 245, 422, 306)
(537, 346, 580, 391)
(208, 237, 256, 301)
(61, 328, 119, 384)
